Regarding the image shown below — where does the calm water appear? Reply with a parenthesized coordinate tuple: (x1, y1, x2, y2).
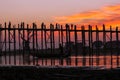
(0, 55, 120, 69)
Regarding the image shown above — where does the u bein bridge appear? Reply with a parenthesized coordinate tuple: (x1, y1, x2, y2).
(0, 22, 120, 67)
(0, 22, 120, 80)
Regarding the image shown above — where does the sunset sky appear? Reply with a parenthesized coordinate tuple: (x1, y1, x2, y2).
(0, 0, 120, 28)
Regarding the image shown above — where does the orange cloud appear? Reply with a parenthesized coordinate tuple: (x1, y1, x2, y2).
(54, 4, 120, 29)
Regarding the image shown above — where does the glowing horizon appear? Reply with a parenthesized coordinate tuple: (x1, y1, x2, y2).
(54, 4, 120, 29)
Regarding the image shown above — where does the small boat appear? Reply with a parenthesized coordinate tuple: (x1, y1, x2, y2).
(28, 48, 71, 59)
(30, 52, 70, 58)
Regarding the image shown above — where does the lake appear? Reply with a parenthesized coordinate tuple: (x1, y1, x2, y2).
(0, 55, 119, 69)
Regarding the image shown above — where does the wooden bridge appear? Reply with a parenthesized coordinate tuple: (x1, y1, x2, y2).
(0, 22, 120, 68)
(0, 22, 120, 79)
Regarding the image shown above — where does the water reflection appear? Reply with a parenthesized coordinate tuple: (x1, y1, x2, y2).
(0, 55, 120, 69)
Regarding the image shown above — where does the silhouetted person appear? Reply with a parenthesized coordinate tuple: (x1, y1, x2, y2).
(23, 40, 30, 51)
(20, 35, 30, 51)
(21, 37, 30, 64)
(59, 43, 63, 55)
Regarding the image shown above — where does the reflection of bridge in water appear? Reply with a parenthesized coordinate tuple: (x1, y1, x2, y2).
(0, 22, 120, 68)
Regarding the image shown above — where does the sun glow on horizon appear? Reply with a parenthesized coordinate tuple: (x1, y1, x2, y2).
(54, 4, 120, 29)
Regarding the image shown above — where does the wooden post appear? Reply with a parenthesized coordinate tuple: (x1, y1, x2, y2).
(13, 25, 16, 65)
(22, 22, 25, 64)
(88, 25, 92, 66)
(96, 26, 100, 66)
(60, 25, 63, 65)
(18, 24, 21, 65)
(8, 22, 11, 64)
(58, 24, 61, 46)
(81, 26, 86, 66)
(110, 26, 113, 68)
(116, 27, 119, 67)
(52, 24, 55, 65)
(50, 24, 53, 65)
(4, 22, 7, 64)
(65, 24, 69, 65)
(74, 25, 78, 66)
(35, 24, 38, 65)
(68, 24, 71, 65)
(103, 24, 106, 66)
(41, 23, 44, 65)
(33, 23, 35, 65)
(50, 24, 53, 53)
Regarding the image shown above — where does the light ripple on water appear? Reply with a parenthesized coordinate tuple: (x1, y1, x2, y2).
(0, 55, 120, 69)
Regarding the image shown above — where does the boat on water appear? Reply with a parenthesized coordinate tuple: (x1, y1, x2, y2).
(30, 50, 70, 59)
(29, 48, 71, 58)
